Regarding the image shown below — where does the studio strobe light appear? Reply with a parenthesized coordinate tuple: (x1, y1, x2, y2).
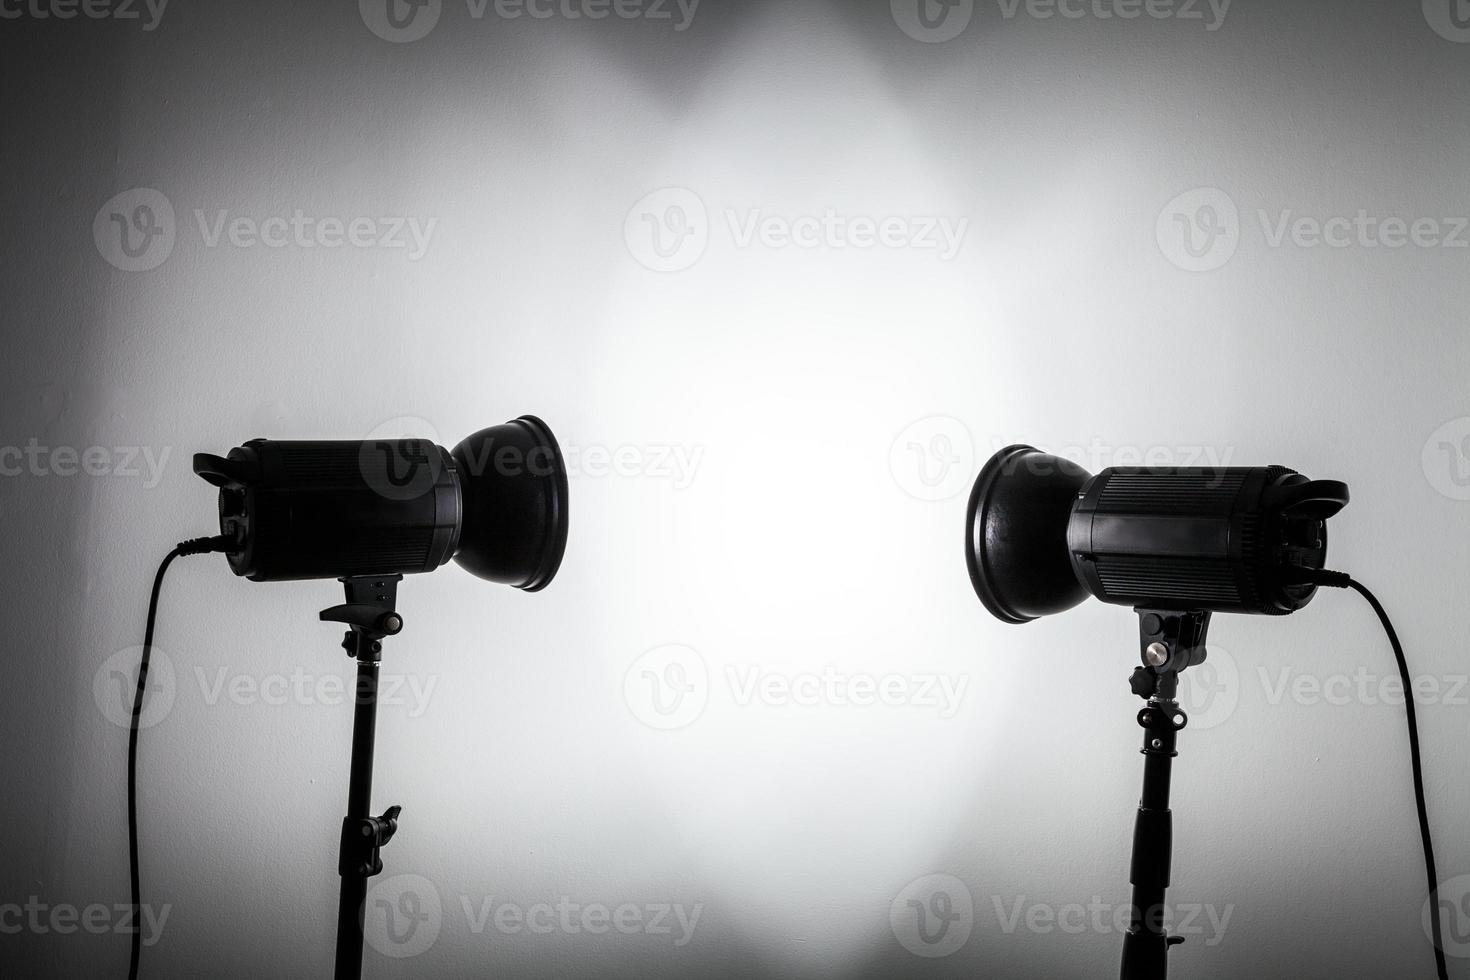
(966, 445, 1348, 625)
(192, 414, 568, 588)
(126, 417, 568, 980)
(965, 445, 1445, 980)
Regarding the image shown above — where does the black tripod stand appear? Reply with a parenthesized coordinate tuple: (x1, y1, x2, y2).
(1118, 608, 1211, 980)
(320, 575, 409, 980)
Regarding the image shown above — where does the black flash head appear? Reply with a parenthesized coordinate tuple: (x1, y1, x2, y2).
(965, 445, 1349, 623)
(192, 415, 569, 589)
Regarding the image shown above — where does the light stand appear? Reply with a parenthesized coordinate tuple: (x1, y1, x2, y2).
(963, 446, 1447, 976)
(320, 574, 408, 980)
(173, 418, 569, 978)
(1119, 608, 1210, 980)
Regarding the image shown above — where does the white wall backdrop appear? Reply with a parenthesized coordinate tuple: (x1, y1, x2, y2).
(3, 1, 1470, 976)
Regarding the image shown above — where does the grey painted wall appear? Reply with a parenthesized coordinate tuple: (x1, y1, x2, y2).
(3, 1, 1469, 976)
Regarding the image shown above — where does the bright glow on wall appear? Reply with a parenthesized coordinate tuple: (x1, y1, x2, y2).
(5, 1, 1469, 977)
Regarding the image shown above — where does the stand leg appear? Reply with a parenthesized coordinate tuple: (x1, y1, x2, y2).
(334, 659, 379, 980)
(1118, 608, 1208, 980)
(321, 575, 404, 980)
(1120, 688, 1182, 980)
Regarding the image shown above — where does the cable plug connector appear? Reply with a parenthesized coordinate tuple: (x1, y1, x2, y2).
(1302, 567, 1352, 589)
(1282, 565, 1352, 589)
(176, 534, 236, 556)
